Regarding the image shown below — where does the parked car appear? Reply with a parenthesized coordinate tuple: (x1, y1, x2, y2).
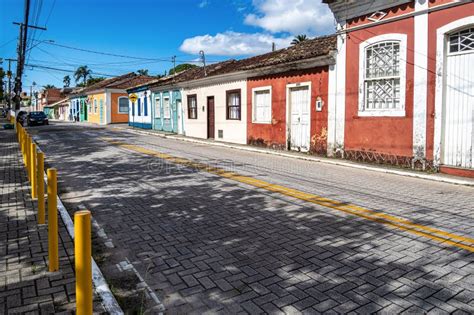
(16, 111, 28, 126)
(26, 111, 49, 126)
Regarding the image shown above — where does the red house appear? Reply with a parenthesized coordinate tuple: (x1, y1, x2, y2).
(323, 0, 474, 177)
(245, 36, 336, 154)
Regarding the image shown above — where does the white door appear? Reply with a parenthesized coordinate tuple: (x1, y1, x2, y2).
(177, 100, 183, 135)
(442, 27, 474, 169)
(289, 86, 310, 152)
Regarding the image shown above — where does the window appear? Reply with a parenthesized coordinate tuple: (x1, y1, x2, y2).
(188, 94, 197, 119)
(137, 98, 141, 116)
(252, 87, 272, 123)
(144, 96, 148, 116)
(226, 89, 241, 120)
(118, 97, 129, 113)
(359, 34, 406, 116)
(449, 27, 474, 53)
(163, 97, 171, 119)
(94, 99, 97, 113)
(155, 97, 161, 118)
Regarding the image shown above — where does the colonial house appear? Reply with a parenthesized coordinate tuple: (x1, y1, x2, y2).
(150, 76, 185, 135)
(36, 88, 68, 112)
(82, 73, 152, 125)
(126, 77, 158, 129)
(44, 98, 69, 120)
(323, 0, 474, 176)
(68, 88, 88, 122)
(244, 35, 336, 153)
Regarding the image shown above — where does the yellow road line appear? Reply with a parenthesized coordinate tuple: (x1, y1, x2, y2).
(101, 138, 474, 253)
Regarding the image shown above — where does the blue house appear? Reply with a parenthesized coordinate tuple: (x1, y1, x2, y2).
(150, 88, 184, 134)
(126, 77, 157, 129)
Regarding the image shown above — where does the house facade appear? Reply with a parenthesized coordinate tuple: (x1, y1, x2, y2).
(323, 0, 474, 176)
(151, 87, 184, 134)
(245, 35, 336, 153)
(128, 87, 153, 129)
(69, 92, 88, 122)
(83, 73, 152, 125)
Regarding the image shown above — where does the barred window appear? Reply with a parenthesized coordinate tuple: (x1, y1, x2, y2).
(188, 95, 197, 119)
(226, 89, 241, 120)
(449, 27, 474, 53)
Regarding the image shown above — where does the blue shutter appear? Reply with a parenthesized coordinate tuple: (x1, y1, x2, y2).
(144, 96, 148, 116)
(138, 98, 141, 116)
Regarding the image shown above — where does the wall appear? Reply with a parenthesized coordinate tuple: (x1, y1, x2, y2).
(247, 67, 330, 154)
(110, 92, 129, 123)
(344, 12, 415, 158)
(152, 90, 179, 133)
(183, 80, 247, 144)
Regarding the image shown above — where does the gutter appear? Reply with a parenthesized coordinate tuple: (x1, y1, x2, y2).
(337, 1, 467, 34)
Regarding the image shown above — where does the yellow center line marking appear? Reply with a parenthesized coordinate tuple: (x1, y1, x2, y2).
(101, 137, 474, 253)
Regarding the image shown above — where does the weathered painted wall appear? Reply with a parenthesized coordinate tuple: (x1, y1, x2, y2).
(247, 67, 330, 154)
(183, 80, 248, 144)
(344, 14, 415, 158)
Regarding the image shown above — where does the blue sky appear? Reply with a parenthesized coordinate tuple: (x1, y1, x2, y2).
(0, 0, 335, 90)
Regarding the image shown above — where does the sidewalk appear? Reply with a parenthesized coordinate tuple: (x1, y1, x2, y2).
(109, 123, 474, 187)
(1, 125, 83, 314)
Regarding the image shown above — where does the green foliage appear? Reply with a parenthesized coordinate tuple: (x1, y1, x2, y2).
(43, 84, 56, 89)
(291, 34, 308, 45)
(74, 65, 92, 84)
(169, 63, 198, 75)
(63, 75, 71, 87)
(136, 69, 149, 76)
(77, 77, 105, 87)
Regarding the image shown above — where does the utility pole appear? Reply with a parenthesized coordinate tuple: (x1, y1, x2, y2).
(13, 0, 46, 113)
(5, 58, 17, 109)
(199, 50, 207, 77)
(172, 55, 176, 75)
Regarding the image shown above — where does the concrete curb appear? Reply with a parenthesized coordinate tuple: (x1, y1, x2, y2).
(35, 139, 124, 315)
(113, 126, 474, 187)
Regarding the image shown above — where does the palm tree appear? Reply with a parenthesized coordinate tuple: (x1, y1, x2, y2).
(136, 69, 149, 76)
(43, 84, 56, 89)
(291, 34, 308, 45)
(74, 66, 92, 84)
(63, 75, 71, 87)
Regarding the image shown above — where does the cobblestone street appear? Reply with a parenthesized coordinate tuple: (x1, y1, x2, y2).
(31, 123, 474, 314)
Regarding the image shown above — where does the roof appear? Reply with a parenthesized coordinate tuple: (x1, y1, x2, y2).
(148, 35, 336, 90)
(44, 98, 69, 108)
(79, 73, 153, 94)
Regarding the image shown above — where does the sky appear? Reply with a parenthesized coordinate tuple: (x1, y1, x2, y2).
(0, 0, 335, 91)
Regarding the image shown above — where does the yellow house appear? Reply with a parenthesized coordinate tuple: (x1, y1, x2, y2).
(82, 73, 154, 125)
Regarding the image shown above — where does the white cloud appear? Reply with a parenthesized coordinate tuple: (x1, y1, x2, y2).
(179, 31, 292, 56)
(198, 0, 210, 8)
(244, 0, 334, 35)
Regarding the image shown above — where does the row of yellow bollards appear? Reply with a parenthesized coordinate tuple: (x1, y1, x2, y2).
(15, 122, 93, 315)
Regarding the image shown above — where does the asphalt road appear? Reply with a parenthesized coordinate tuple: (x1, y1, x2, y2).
(30, 122, 474, 314)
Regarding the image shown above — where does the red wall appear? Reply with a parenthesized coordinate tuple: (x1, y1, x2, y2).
(425, 2, 474, 160)
(247, 67, 329, 154)
(344, 15, 415, 157)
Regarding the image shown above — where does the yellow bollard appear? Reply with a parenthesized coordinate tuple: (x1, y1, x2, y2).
(30, 142, 37, 199)
(75, 210, 93, 315)
(47, 168, 59, 272)
(37, 152, 45, 224)
(26, 136, 31, 179)
(22, 132, 27, 165)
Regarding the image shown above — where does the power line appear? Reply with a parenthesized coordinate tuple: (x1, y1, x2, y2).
(25, 63, 117, 77)
(38, 40, 174, 62)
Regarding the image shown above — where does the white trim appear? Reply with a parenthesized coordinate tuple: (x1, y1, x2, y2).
(117, 96, 129, 114)
(434, 16, 474, 167)
(334, 29, 346, 155)
(358, 33, 407, 117)
(251, 85, 272, 124)
(413, 0, 429, 160)
(154, 96, 161, 119)
(285, 81, 312, 152)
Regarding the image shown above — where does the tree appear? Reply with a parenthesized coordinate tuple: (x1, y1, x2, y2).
(291, 34, 308, 45)
(77, 77, 105, 87)
(136, 69, 149, 76)
(43, 84, 56, 89)
(63, 75, 71, 87)
(169, 63, 198, 75)
(74, 65, 92, 84)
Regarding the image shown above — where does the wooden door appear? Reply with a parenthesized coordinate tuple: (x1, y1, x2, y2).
(207, 97, 215, 139)
(289, 86, 310, 152)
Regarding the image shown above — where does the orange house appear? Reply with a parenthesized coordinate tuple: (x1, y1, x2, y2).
(82, 73, 154, 125)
